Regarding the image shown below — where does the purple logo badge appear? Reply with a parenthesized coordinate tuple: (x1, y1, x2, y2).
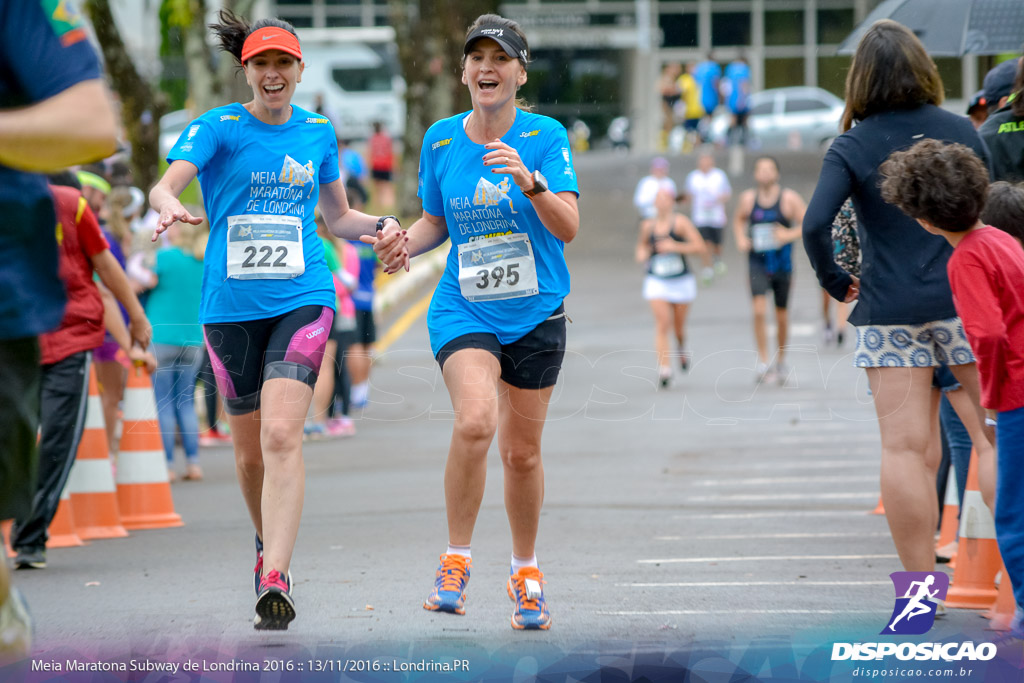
(882, 572, 949, 635)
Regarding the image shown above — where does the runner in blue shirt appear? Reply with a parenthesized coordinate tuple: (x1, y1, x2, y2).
(693, 55, 721, 138)
(148, 9, 399, 631)
(721, 57, 752, 146)
(370, 13, 579, 631)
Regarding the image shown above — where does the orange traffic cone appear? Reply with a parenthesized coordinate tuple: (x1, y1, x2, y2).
(871, 496, 885, 515)
(115, 367, 183, 530)
(67, 366, 128, 540)
(986, 564, 1017, 630)
(945, 449, 1001, 609)
(936, 468, 959, 549)
(46, 489, 84, 548)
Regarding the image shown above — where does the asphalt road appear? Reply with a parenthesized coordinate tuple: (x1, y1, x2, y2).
(6, 148, 1005, 679)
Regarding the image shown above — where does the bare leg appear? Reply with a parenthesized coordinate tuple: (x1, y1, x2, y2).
(868, 366, 940, 571)
(226, 410, 264, 539)
(95, 360, 126, 453)
(310, 339, 337, 424)
(257, 378, 313, 577)
(775, 306, 789, 366)
(649, 299, 672, 372)
(348, 343, 372, 385)
(752, 295, 768, 365)
(944, 369, 997, 511)
(672, 302, 690, 351)
(498, 382, 555, 558)
(441, 349, 500, 546)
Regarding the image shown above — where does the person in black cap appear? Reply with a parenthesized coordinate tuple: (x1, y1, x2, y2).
(983, 57, 1020, 115)
(979, 56, 1024, 182)
(966, 91, 988, 129)
(365, 12, 580, 631)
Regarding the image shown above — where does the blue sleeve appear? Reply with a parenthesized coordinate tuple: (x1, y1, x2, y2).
(0, 0, 101, 105)
(167, 114, 220, 172)
(803, 145, 855, 301)
(540, 123, 579, 196)
(319, 129, 340, 185)
(418, 126, 444, 216)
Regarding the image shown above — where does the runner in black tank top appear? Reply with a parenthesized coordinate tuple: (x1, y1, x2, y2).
(732, 156, 806, 384)
(636, 188, 706, 389)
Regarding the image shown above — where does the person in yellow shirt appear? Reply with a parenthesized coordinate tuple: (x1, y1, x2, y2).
(677, 62, 706, 153)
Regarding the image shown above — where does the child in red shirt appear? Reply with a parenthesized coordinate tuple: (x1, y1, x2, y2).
(881, 140, 1024, 629)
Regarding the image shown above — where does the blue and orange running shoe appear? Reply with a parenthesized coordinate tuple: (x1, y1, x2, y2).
(423, 554, 471, 615)
(254, 569, 295, 630)
(253, 535, 292, 596)
(507, 566, 551, 630)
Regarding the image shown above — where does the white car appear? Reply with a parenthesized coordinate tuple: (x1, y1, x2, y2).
(707, 87, 844, 150)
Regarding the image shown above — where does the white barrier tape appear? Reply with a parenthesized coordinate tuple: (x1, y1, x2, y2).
(373, 248, 447, 316)
(122, 387, 158, 421)
(959, 489, 997, 540)
(115, 450, 169, 485)
(66, 458, 117, 494)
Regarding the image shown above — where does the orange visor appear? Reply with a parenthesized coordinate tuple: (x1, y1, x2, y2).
(241, 27, 302, 63)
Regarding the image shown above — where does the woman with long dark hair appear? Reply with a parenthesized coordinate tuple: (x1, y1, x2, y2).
(148, 9, 398, 630)
(802, 20, 993, 575)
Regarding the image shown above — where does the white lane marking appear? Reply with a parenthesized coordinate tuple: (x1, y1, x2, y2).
(705, 449, 877, 458)
(599, 609, 879, 616)
(730, 460, 878, 470)
(693, 475, 878, 486)
(618, 580, 890, 587)
(672, 510, 872, 520)
(686, 491, 877, 502)
(726, 434, 878, 445)
(638, 554, 898, 564)
(654, 531, 890, 541)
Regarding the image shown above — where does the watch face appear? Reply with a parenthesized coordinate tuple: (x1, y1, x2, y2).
(534, 170, 548, 192)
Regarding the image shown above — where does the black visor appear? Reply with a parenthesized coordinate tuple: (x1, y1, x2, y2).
(464, 25, 529, 64)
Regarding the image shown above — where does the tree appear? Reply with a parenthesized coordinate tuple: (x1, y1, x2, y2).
(163, 0, 257, 116)
(85, 0, 168, 192)
(389, 0, 498, 217)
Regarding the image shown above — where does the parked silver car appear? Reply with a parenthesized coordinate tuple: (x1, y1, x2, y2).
(708, 87, 844, 151)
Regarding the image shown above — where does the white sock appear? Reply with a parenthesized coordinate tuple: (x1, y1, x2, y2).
(511, 553, 538, 572)
(446, 544, 471, 559)
(351, 382, 369, 404)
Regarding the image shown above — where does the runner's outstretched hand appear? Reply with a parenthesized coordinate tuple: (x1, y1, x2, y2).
(152, 199, 203, 242)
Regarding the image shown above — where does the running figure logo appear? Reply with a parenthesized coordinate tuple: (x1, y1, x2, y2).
(473, 177, 518, 214)
(882, 572, 949, 635)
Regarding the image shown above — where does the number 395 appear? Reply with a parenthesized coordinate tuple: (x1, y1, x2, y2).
(475, 263, 520, 289)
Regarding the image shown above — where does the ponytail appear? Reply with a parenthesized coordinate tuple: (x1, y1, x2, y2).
(209, 9, 298, 65)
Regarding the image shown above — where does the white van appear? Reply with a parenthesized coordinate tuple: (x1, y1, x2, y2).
(292, 27, 405, 141)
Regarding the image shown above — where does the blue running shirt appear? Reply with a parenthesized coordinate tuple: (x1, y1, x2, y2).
(418, 110, 579, 356)
(724, 61, 751, 114)
(168, 103, 339, 323)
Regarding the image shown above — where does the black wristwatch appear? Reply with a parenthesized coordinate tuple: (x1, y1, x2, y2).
(376, 214, 400, 232)
(522, 170, 548, 199)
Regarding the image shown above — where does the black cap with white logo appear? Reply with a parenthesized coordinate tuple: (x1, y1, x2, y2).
(464, 25, 529, 64)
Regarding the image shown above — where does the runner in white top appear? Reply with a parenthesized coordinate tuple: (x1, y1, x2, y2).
(684, 150, 731, 283)
(633, 157, 677, 220)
